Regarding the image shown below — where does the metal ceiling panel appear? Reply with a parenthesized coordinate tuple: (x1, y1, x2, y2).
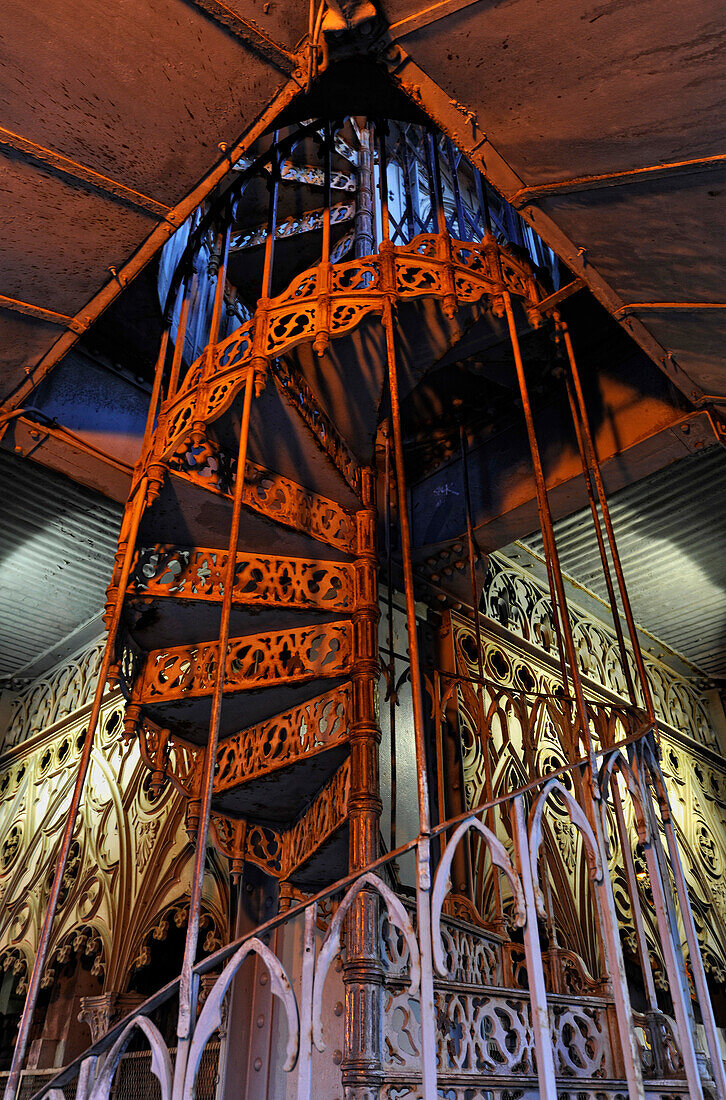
(0, 311, 62, 394)
(635, 311, 726, 396)
(0, 0, 301, 406)
(522, 445, 726, 678)
(539, 174, 726, 304)
(389, 0, 726, 183)
(1, 155, 156, 316)
(0, 0, 295, 205)
(0, 451, 122, 677)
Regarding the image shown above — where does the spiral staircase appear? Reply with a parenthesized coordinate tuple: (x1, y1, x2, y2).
(108, 120, 551, 897)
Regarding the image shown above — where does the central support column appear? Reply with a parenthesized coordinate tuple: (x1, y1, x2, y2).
(342, 467, 384, 1100)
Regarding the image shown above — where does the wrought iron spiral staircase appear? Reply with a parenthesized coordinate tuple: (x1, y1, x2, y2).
(107, 118, 554, 895)
(13, 114, 726, 1100)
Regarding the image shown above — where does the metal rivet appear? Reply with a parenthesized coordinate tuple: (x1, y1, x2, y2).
(254, 1058, 262, 1071)
(256, 1014, 265, 1028)
(332, 1050, 342, 1065)
(333, 1001, 343, 1017)
(260, 972, 269, 985)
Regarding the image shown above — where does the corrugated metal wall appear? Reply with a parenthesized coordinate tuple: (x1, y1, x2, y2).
(0, 451, 121, 677)
(524, 445, 726, 678)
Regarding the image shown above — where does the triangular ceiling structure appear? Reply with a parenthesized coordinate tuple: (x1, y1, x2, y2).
(1, 0, 724, 415)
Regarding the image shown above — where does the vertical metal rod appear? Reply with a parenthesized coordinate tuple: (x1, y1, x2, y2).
(446, 139, 468, 240)
(426, 131, 446, 236)
(140, 326, 170, 460)
(2, 476, 149, 1100)
(384, 299, 438, 1100)
(503, 292, 589, 761)
(504, 290, 645, 1099)
(472, 168, 490, 238)
(639, 794, 704, 1098)
(354, 120, 375, 258)
(458, 423, 501, 924)
(262, 134, 280, 298)
(562, 362, 639, 706)
(296, 903, 317, 1100)
(511, 795, 558, 1100)
(207, 217, 232, 351)
(415, 835, 439, 1100)
(168, 272, 196, 400)
(658, 783, 726, 1099)
(377, 122, 390, 243)
(321, 122, 332, 266)
(384, 432, 397, 852)
(559, 317, 656, 725)
(433, 669, 445, 828)
(611, 775, 659, 1011)
(383, 301, 430, 833)
(399, 126, 417, 240)
(174, 366, 257, 1083)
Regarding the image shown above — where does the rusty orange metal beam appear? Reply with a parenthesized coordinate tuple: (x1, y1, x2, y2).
(509, 153, 726, 208)
(188, 0, 297, 74)
(0, 293, 87, 334)
(533, 278, 585, 314)
(0, 125, 171, 218)
(615, 301, 726, 318)
(0, 73, 305, 416)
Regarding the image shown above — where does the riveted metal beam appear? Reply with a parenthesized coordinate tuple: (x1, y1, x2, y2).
(0, 125, 171, 219)
(388, 0, 485, 38)
(0, 73, 305, 416)
(509, 152, 726, 208)
(0, 293, 88, 334)
(615, 301, 726, 318)
(533, 278, 585, 314)
(379, 42, 705, 404)
(186, 0, 297, 75)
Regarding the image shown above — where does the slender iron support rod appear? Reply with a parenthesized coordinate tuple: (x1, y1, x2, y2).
(458, 422, 501, 923)
(558, 316, 656, 726)
(383, 299, 437, 1100)
(174, 365, 257, 1087)
(504, 291, 645, 1100)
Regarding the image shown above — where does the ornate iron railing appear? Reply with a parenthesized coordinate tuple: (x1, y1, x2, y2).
(22, 729, 713, 1100)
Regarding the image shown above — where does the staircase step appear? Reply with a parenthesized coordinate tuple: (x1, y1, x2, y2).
(132, 620, 354, 741)
(209, 759, 350, 885)
(139, 463, 357, 560)
(125, 546, 356, 648)
(282, 758, 350, 888)
(212, 684, 352, 823)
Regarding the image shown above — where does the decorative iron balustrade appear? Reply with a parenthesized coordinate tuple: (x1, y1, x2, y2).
(22, 733, 705, 1100)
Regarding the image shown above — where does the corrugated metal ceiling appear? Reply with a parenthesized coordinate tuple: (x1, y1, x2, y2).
(522, 445, 726, 679)
(0, 450, 121, 678)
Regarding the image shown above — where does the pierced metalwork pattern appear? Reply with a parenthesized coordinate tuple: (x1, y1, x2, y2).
(135, 621, 354, 705)
(279, 758, 350, 878)
(478, 554, 716, 748)
(214, 685, 352, 792)
(5, 639, 105, 748)
(383, 986, 612, 1080)
(138, 685, 351, 802)
(152, 233, 544, 463)
(130, 546, 355, 613)
(231, 198, 355, 251)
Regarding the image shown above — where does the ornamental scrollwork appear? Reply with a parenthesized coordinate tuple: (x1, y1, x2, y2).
(129, 546, 355, 614)
(134, 621, 354, 706)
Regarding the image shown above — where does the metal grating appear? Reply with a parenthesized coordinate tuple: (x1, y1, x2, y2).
(0, 450, 122, 678)
(523, 445, 726, 679)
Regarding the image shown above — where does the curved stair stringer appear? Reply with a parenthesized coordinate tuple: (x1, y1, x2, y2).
(114, 229, 546, 890)
(151, 231, 547, 472)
